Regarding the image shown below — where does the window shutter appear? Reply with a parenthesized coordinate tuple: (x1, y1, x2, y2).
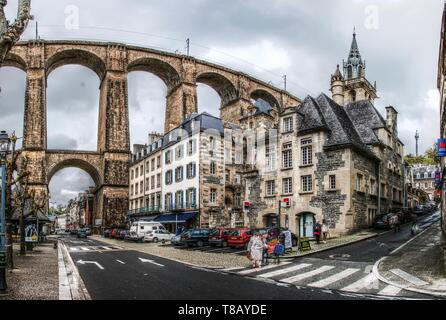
(185, 190, 189, 208)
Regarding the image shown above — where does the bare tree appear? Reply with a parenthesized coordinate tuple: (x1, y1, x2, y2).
(0, 0, 31, 65)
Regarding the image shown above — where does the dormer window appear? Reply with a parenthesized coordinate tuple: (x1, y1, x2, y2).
(282, 116, 293, 133)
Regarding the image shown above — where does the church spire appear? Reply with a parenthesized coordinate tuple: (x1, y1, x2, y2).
(343, 28, 365, 80)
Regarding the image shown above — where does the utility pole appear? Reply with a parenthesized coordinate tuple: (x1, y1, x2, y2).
(35, 20, 38, 40)
(283, 75, 287, 91)
(415, 131, 420, 157)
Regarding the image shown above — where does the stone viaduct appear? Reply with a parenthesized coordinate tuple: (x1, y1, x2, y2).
(3, 40, 300, 228)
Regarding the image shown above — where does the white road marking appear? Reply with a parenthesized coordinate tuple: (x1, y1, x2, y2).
(231, 250, 247, 255)
(258, 263, 312, 279)
(77, 260, 104, 270)
(281, 265, 335, 284)
(80, 247, 90, 251)
(341, 273, 379, 292)
(378, 285, 402, 296)
(308, 268, 360, 288)
(237, 262, 292, 275)
(101, 246, 113, 251)
(116, 260, 125, 265)
(139, 257, 165, 267)
(390, 269, 429, 286)
(69, 247, 80, 251)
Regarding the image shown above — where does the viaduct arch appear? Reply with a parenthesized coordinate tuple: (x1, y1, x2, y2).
(3, 40, 300, 228)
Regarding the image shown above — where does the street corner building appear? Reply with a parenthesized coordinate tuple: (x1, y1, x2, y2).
(127, 32, 406, 238)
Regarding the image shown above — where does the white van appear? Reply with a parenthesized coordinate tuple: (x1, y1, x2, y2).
(129, 221, 166, 242)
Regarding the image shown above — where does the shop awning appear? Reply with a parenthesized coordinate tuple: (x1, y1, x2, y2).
(154, 212, 198, 224)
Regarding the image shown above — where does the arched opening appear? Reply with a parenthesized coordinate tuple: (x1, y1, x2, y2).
(196, 72, 238, 117)
(250, 89, 280, 111)
(127, 71, 167, 147)
(48, 167, 97, 229)
(347, 65, 353, 79)
(47, 65, 100, 151)
(0, 67, 26, 148)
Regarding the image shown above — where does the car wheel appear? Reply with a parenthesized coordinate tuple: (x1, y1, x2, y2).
(197, 240, 204, 247)
(153, 238, 159, 243)
(222, 241, 228, 248)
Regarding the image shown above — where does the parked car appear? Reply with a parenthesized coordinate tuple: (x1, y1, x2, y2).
(111, 228, 122, 239)
(85, 228, 92, 236)
(129, 221, 166, 242)
(209, 228, 234, 247)
(144, 229, 175, 243)
(227, 228, 254, 249)
(180, 228, 210, 247)
(414, 205, 427, 216)
(77, 228, 88, 238)
(117, 229, 130, 240)
(372, 213, 396, 229)
(171, 234, 183, 246)
(103, 228, 112, 238)
(70, 229, 78, 236)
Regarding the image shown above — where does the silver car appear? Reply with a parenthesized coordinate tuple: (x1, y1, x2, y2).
(171, 234, 182, 246)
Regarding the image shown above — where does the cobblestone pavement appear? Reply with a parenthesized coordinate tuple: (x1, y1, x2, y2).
(91, 229, 380, 269)
(0, 241, 59, 300)
(378, 224, 446, 297)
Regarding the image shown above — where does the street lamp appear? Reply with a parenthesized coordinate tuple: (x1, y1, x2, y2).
(0, 130, 11, 293)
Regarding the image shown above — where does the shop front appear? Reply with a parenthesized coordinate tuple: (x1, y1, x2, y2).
(154, 212, 198, 234)
(263, 213, 279, 228)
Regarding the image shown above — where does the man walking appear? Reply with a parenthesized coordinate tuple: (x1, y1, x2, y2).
(314, 221, 322, 244)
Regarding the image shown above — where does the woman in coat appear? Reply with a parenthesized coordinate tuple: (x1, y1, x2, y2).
(247, 233, 266, 268)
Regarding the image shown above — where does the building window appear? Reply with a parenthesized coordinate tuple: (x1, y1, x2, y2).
(282, 143, 293, 169)
(140, 165, 144, 176)
(210, 189, 217, 204)
(370, 179, 376, 195)
(151, 176, 155, 189)
(187, 162, 197, 179)
(165, 150, 172, 164)
(146, 178, 150, 191)
(235, 173, 241, 184)
(185, 188, 197, 208)
(165, 193, 173, 211)
(151, 159, 155, 171)
(329, 175, 336, 190)
(135, 167, 139, 177)
(175, 166, 184, 182)
(130, 185, 134, 196)
(165, 170, 173, 185)
(140, 181, 144, 193)
(146, 161, 150, 173)
(210, 137, 216, 150)
(188, 139, 197, 156)
(175, 190, 184, 209)
(266, 146, 276, 171)
(157, 155, 161, 168)
(234, 193, 241, 207)
(176, 145, 184, 160)
(131, 169, 134, 180)
(225, 170, 230, 183)
(356, 174, 363, 192)
(266, 180, 275, 196)
(301, 138, 313, 166)
(301, 175, 313, 192)
(283, 177, 293, 194)
(381, 183, 386, 198)
(282, 116, 294, 133)
(210, 161, 217, 175)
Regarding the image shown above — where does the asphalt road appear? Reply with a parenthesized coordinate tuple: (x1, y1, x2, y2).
(60, 212, 440, 300)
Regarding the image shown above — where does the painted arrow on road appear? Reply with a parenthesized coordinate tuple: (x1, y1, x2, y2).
(138, 258, 164, 267)
(77, 260, 105, 270)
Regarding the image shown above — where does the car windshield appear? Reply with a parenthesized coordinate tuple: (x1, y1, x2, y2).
(231, 230, 241, 236)
(209, 229, 220, 236)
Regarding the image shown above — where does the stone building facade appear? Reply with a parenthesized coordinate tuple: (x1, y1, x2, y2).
(412, 164, 439, 201)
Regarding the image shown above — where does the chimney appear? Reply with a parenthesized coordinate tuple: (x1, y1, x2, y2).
(385, 106, 398, 134)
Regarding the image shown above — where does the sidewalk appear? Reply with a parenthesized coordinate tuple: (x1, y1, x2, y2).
(92, 229, 380, 269)
(375, 224, 446, 298)
(0, 241, 59, 300)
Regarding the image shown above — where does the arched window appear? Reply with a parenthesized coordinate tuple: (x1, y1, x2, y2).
(347, 65, 353, 79)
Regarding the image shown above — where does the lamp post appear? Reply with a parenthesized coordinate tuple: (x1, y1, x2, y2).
(0, 130, 11, 293)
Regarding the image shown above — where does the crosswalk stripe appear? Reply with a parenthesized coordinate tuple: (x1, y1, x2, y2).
(341, 273, 379, 292)
(80, 247, 90, 251)
(258, 263, 312, 279)
(101, 246, 113, 250)
(308, 268, 360, 288)
(390, 269, 429, 286)
(69, 247, 80, 251)
(281, 265, 335, 284)
(378, 285, 402, 296)
(237, 262, 292, 275)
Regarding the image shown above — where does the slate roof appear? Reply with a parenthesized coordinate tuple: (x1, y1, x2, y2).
(412, 165, 439, 179)
(294, 93, 381, 159)
(344, 100, 386, 145)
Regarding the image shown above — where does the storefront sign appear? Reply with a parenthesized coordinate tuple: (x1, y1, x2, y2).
(25, 224, 38, 243)
(299, 237, 311, 252)
(438, 139, 446, 157)
(95, 219, 103, 226)
(283, 230, 292, 249)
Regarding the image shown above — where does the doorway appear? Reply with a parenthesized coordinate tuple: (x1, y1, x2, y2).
(298, 213, 315, 238)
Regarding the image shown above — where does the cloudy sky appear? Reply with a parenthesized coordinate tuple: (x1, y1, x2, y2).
(0, 0, 444, 206)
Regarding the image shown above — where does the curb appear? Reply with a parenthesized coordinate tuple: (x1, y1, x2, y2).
(59, 240, 91, 300)
(372, 223, 446, 299)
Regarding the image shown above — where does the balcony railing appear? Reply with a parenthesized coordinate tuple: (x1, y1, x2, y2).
(167, 203, 198, 211)
(127, 206, 161, 215)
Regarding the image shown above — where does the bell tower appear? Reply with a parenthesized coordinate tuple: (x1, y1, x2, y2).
(331, 29, 378, 106)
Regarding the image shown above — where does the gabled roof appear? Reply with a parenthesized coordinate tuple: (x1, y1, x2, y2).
(344, 99, 387, 145)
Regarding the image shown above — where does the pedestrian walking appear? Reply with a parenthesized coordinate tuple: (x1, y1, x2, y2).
(314, 221, 322, 244)
(392, 214, 401, 232)
(321, 220, 329, 244)
(247, 232, 266, 268)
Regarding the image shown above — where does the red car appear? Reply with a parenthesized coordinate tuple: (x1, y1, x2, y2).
(111, 228, 121, 239)
(227, 228, 254, 249)
(209, 228, 234, 247)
